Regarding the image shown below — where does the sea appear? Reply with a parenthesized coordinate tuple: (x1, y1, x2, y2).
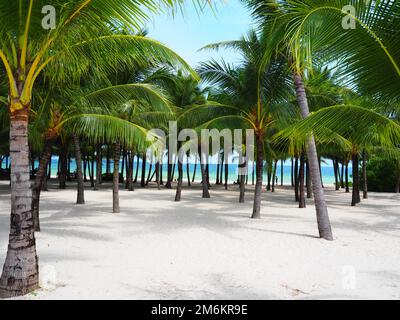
(0, 157, 349, 187)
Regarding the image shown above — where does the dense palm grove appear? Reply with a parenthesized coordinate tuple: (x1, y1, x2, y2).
(0, 0, 399, 298)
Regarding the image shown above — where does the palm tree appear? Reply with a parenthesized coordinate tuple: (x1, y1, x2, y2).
(199, 30, 294, 218)
(0, 0, 204, 298)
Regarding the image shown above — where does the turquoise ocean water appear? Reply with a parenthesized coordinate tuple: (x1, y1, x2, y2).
(0, 157, 344, 186)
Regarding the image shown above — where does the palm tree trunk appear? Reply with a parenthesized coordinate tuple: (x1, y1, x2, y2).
(32, 139, 54, 232)
(345, 160, 350, 193)
(294, 72, 333, 240)
(141, 153, 146, 188)
(94, 144, 102, 190)
(333, 159, 340, 191)
(67, 154, 71, 181)
(156, 162, 161, 190)
(120, 149, 126, 184)
(294, 156, 299, 202)
(280, 159, 284, 186)
(0, 107, 39, 298)
(134, 154, 140, 183)
(90, 152, 95, 188)
(146, 158, 153, 185)
(175, 153, 183, 202)
(206, 163, 211, 188)
(216, 162, 220, 185)
(192, 156, 197, 183)
(186, 155, 191, 186)
(160, 162, 164, 185)
(351, 153, 361, 206)
(291, 157, 294, 187)
(83, 154, 87, 182)
(224, 162, 228, 190)
(59, 145, 68, 189)
(251, 134, 263, 219)
(306, 160, 313, 199)
(106, 146, 110, 175)
(113, 143, 120, 213)
(126, 152, 134, 191)
(41, 161, 49, 192)
(239, 173, 246, 203)
(166, 162, 173, 189)
(251, 161, 255, 185)
(271, 160, 277, 193)
(73, 134, 85, 204)
(267, 161, 272, 191)
(318, 157, 324, 188)
(362, 150, 368, 199)
(340, 162, 345, 188)
(299, 153, 306, 208)
(239, 157, 246, 203)
(199, 146, 210, 198)
(219, 154, 224, 184)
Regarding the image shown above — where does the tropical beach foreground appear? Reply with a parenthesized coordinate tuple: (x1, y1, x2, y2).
(0, 181, 398, 300)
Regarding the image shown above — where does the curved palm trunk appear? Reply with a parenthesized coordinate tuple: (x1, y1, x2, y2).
(146, 159, 153, 185)
(294, 72, 333, 240)
(396, 172, 400, 193)
(73, 134, 85, 204)
(113, 143, 120, 213)
(351, 153, 361, 206)
(299, 153, 306, 208)
(32, 139, 54, 232)
(362, 151, 368, 199)
(251, 134, 264, 219)
(0, 108, 39, 298)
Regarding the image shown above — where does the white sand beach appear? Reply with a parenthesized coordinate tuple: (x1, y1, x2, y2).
(0, 181, 399, 300)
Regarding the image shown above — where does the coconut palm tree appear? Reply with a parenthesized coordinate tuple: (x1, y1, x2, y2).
(198, 29, 294, 218)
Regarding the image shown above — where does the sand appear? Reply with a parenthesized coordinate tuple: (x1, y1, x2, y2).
(0, 180, 399, 300)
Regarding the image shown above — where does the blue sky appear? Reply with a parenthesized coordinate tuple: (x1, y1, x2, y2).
(146, 0, 254, 67)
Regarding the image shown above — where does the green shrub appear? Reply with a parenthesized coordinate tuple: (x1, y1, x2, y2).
(364, 156, 399, 192)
